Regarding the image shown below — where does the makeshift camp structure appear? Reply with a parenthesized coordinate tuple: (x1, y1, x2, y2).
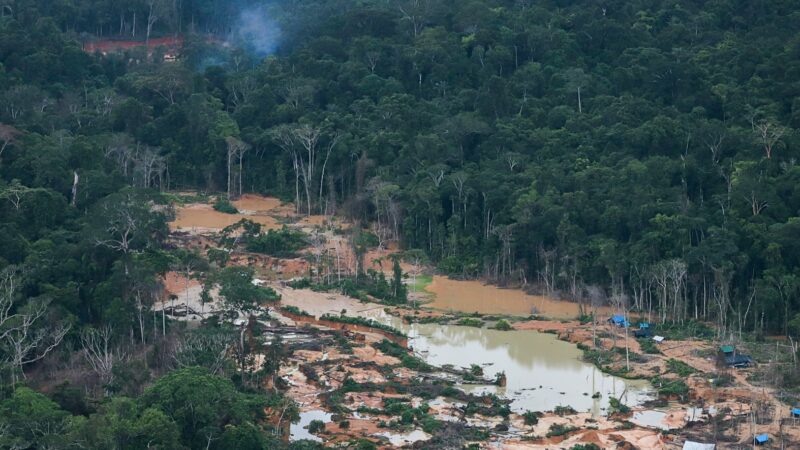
(754, 433, 769, 445)
(725, 354, 753, 368)
(633, 322, 652, 337)
(608, 314, 630, 328)
(791, 407, 800, 418)
(718, 345, 753, 368)
(634, 327, 653, 338)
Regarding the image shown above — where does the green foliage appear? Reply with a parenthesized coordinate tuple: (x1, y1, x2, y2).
(67, 397, 182, 450)
(214, 266, 280, 317)
(608, 397, 630, 414)
(546, 423, 578, 437)
(650, 376, 690, 400)
(308, 419, 325, 434)
(213, 197, 239, 214)
(553, 406, 577, 416)
(522, 411, 540, 425)
(320, 315, 407, 338)
(373, 339, 432, 372)
(140, 367, 268, 448)
(666, 359, 698, 377)
(638, 338, 662, 354)
(291, 269, 407, 305)
(456, 317, 484, 328)
(281, 305, 313, 317)
(571, 444, 602, 450)
(492, 319, 513, 330)
(246, 226, 308, 257)
(0, 387, 70, 449)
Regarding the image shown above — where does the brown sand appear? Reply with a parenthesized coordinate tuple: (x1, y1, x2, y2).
(169, 204, 280, 232)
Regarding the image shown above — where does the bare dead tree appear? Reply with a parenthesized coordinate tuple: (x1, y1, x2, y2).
(94, 195, 141, 276)
(754, 120, 786, 159)
(225, 137, 251, 200)
(145, 0, 170, 48)
(104, 134, 136, 178)
(80, 326, 122, 394)
(271, 124, 339, 215)
(172, 331, 234, 376)
(0, 269, 70, 385)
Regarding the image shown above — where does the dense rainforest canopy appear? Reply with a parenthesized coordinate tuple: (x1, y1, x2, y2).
(3, 0, 800, 329)
(0, 0, 800, 444)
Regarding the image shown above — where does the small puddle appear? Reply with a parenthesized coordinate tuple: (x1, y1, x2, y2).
(290, 410, 332, 442)
(376, 429, 429, 446)
(630, 410, 679, 430)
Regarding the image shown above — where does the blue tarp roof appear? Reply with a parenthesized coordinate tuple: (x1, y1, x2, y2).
(610, 315, 625, 323)
(639, 322, 650, 328)
(755, 433, 769, 443)
(791, 407, 800, 416)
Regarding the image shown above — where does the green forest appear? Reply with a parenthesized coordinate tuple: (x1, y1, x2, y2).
(1, 0, 800, 447)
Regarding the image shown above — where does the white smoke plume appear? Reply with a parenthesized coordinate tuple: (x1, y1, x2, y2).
(231, 5, 282, 57)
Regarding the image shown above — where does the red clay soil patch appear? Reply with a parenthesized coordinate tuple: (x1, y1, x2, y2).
(169, 204, 280, 231)
(162, 271, 199, 296)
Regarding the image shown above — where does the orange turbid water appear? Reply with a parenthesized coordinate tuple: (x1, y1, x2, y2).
(424, 276, 616, 319)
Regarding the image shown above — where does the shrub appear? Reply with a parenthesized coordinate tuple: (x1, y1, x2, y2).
(571, 444, 602, 450)
(522, 411, 539, 425)
(213, 198, 238, 214)
(308, 420, 325, 434)
(553, 405, 577, 416)
(608, 397, 630, 414)
(546, 423, 577, 437)
(493, 319, 513, 330)
(246, 226, 307, 257)
(651, 376, 689, 400)
(456, 317, 483, 328)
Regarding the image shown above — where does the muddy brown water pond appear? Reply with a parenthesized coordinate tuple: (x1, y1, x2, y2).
(383, 317, 653, 415)
(424, 276, 618, 319)
(279, 284, 653, 415)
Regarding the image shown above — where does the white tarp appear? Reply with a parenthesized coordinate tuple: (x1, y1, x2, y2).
(683, 441, 715, 450)
(653, 335, 665, 342)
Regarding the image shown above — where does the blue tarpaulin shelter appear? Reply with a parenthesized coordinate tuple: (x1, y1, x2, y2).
(638, 322, 651, 329)
(754, 433, 769, 445)
(609, 315, 630, 327)
(791, 407, 800, 418)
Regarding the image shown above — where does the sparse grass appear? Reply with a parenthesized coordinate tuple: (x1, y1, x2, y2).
(408, 274, 433, 294)
(638, 338, 661, 354)
(456, 317, 484, 328)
